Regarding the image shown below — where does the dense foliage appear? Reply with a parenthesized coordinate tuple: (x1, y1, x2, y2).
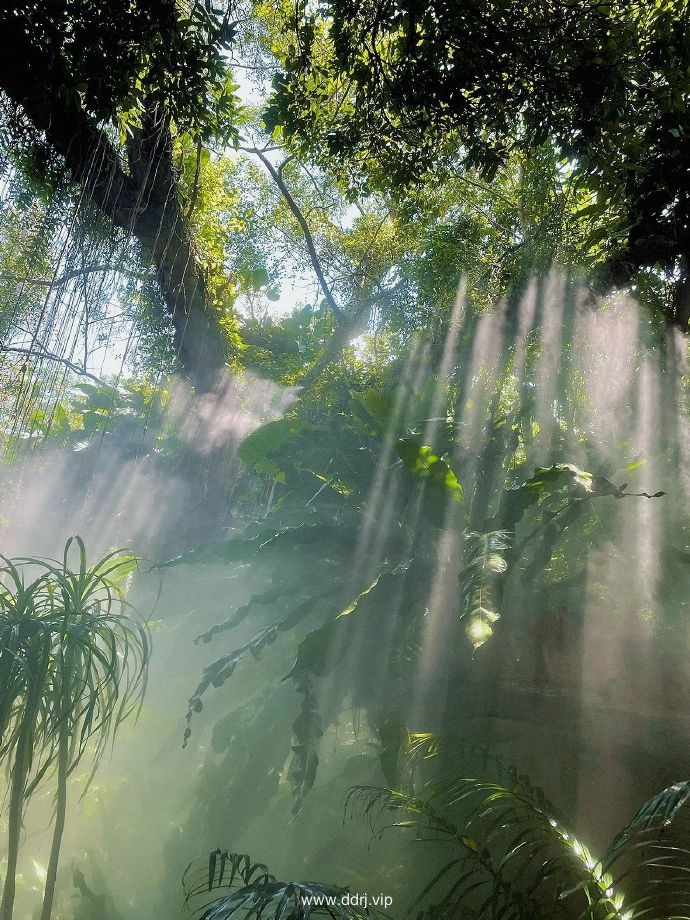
(271, 0, 690, 318)
(0, 2, 689, 919)
(2, 0, 241, 150)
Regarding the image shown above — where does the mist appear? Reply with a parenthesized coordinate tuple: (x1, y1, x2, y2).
(1, 276, 688, 920)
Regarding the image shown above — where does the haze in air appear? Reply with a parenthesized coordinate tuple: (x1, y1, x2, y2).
(1, 3, 690, 920)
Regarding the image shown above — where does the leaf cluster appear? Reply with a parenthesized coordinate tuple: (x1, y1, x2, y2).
(3, 0, 243, 147)
(0, 536, 150, 792)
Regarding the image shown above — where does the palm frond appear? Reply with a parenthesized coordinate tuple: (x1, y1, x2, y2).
(346, 780, 626, 920)
(597, 781, 690, 920)
(184, 850, 376, 920)
(399, 733, 556, 812)
(183, 850, 275, 909)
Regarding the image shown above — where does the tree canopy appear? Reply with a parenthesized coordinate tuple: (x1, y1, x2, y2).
(271, 0, 690, 321)
(1, 1, 242, 386)
(1, 0, 690, 394)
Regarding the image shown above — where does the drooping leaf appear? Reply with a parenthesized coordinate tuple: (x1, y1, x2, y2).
(374, 713, 409, 788)
(285, 562, 411, 681)
(289, 671, 323, 816)
(238, 418, 316, 482)
(194, 583, 302, 645)
(282, 562, 412, 810)
(184, 592, 332, 746)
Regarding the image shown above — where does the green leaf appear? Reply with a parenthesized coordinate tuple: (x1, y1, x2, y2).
(238, 418, 315, 482)
(350, 390, 394, 434)
(497, 463, 593, 528)
(459, 532, 510, 650)
(289, 671, 323, 815)
(395, 438, 463, 501)
(375, 713, 409, 787)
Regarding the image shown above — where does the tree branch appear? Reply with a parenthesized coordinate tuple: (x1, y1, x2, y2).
(1, 265, 149, 288)
(300, 279, 406, 387)
(0, 346, 108, 387)
(245, 147, 346, 325)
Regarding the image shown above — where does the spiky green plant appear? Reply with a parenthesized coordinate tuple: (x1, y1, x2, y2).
(0, 536, 150, 920)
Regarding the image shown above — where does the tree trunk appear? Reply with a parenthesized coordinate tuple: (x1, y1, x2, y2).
(0, 21, 228, 390)
(39, 724, 69, 920)
(672, 273, 690, 332)
(0, 728, 30, 920)
(125, 104, 229, 390)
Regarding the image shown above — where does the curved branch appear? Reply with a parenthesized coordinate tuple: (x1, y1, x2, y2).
(245, 147, 345, 325)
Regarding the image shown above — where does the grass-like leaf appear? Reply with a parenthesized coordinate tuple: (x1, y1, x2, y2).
(0, 536, 150, 920)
